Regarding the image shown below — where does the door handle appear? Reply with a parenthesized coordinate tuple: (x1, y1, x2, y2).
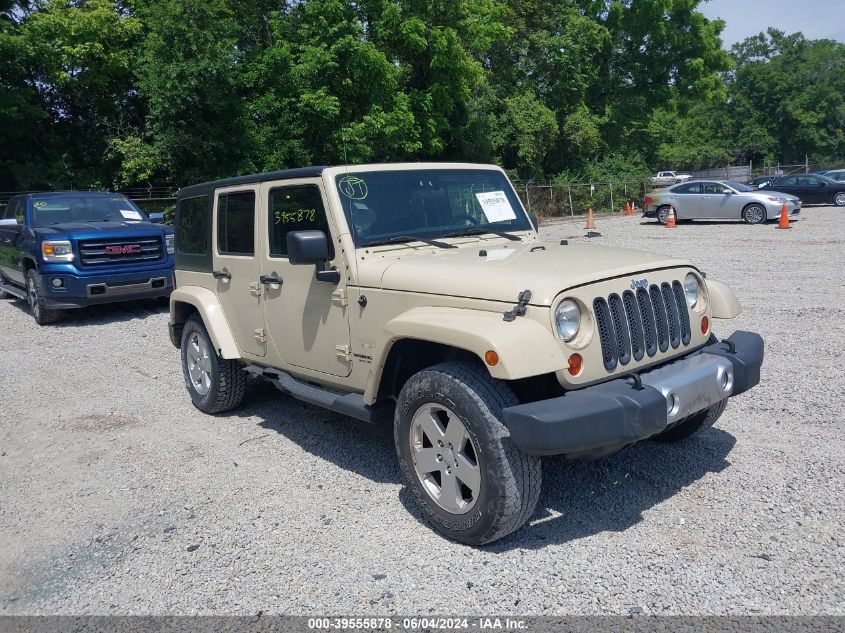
(260, 275, 282, 285)
(212, 270, 231, 280)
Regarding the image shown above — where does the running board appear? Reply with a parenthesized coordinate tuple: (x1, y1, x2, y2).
(245, 365, 393, 423)
(0, 283, 27, 300)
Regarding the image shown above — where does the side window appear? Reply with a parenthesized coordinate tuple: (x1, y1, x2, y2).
(780, 177, 798, 186)
(3, 198, 22, 222)
(672, 184, 692, 193)
(178, 195, 209, 254)
(268, 185, 334, 258)
(703, 182, 724, 194)
(675, 183, 702, 194)
(217, 191, 255, 256)
(798, 176, 820, 186)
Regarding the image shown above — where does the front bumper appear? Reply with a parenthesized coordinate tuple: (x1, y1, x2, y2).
(501, 331, 764, 458)
(39, 267, 174, 309)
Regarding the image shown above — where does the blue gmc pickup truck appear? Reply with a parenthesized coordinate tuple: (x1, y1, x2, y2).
(0, 191, 174, 324)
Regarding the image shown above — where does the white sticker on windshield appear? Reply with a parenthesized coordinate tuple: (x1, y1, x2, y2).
(120, 209, 143, 221)
(475, 191, 516, 223)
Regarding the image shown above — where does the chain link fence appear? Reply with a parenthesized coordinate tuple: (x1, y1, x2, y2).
(514, 180, 652, 219)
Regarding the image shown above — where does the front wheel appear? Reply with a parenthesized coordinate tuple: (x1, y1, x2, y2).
(180, 314, 246, 414)
(651, 400, 727, 442)
(394, 362, 541, 545)
(742, 203, 767, 224)
(26, 270, 61, 325)
(834, 192, 845, 207)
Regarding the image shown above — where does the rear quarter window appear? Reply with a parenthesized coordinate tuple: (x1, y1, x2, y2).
(177, 196, 210, 255)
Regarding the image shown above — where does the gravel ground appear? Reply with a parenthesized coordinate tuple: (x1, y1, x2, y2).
(0, 208, 843, 616)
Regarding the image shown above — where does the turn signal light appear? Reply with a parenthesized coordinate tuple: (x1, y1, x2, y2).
(567, 353, 583, 376)
(484, 350, 499, 367)
(701, 316, 710, 335)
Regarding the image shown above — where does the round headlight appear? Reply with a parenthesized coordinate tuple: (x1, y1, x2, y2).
(555, 299, 581, 342)
(684, 273, 701, 307)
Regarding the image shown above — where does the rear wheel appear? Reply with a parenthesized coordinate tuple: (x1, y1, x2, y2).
(26, 269, 61, 325)
(834, 192, 845, 207)
(394, 361, 541, 545)
(656, 205, 672, 225)
(742, 203, 767, 224)
(651, 400, 727, 442)
(180, 314, 246, 414)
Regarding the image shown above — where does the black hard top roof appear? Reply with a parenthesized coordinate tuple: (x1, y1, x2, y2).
(177, 166, 327, 199)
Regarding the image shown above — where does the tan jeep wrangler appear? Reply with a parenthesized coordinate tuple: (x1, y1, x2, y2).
(168, 163, 764, 545)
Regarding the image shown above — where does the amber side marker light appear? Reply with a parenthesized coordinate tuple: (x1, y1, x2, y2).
(484, 350, 499, 367)
(567, 353, 583, 376)
(701, 316, 710, 335)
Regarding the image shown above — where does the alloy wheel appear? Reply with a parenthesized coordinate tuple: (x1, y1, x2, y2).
(409, 403, 481, 515)
(187, 331, 212, 396)
(835, 192, 845, 206)
(745, 205, 765, 224)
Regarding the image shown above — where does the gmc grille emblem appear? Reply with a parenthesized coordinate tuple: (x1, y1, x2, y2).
(630, 278, 648, 290)
(105, 244, 141, 255)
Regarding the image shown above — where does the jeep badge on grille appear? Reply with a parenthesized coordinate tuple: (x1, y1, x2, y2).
(631, 278, 648, 289)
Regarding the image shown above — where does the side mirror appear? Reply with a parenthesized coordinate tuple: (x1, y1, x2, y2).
(148, 212, 164, 223)
(722, 189, 733, 194)
(0, 218, 21, 230)
(286, 230, 340, 283)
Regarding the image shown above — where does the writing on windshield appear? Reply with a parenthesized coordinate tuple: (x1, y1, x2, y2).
(32, 196, 147, 227)
(334, 169, 531, 246)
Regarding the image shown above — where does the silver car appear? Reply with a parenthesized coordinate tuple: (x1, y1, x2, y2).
(643, 180, 801, 225)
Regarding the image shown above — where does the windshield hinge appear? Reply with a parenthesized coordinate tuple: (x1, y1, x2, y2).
(503, 290, 532, 322)
(335, 344, 352, 361)
(332, 288, 348, 307)
(254, 328, 266, 343)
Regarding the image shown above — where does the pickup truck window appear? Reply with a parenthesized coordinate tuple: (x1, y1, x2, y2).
(3, 197, 23, 222)
(268, 185, 333, 258)
(31, 195, 147, 227)
(217, 191, 255, 256)
(334, 169, 531, 247)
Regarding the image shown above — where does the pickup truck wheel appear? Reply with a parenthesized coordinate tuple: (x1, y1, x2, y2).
(26, 270, 61, 325)
(395, 362, 541, 545)
(180, 314, 246, 414)
(651, 399, 727, 442)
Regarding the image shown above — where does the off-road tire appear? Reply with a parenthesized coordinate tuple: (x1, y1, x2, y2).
(180, 314, 246, 414)
(394, 361, 542, 545)
(651, 399, 728, 443)
(26, 269, 61, 325)
(742, 203, 768, 225)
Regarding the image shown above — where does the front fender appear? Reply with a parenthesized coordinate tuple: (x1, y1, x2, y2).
(366, 306, 566, 402)
(169, 286, 241, 359)
(705, 278, 741, 319)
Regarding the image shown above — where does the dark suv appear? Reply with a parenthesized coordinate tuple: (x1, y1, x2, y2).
(0, 191, 175, 324)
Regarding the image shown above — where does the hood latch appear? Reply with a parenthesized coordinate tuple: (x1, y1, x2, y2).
(503, 289, 532, 322)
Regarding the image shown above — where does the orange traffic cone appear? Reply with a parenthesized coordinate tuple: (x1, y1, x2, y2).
(585, 208, 596, 229)
(626, 201, 633, 216)
(777, 203, 791, 229)
(665, 205, 677, 228)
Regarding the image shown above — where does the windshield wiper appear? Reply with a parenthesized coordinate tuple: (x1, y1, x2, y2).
(441, 227, 522, 241)
(361, 235, 457, 249)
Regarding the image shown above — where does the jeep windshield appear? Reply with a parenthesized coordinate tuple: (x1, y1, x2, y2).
(334, 169, 532, 247)
(31, 195, 149, 228)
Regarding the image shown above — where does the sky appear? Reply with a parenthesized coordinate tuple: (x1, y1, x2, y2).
(699, 0, 845, 48)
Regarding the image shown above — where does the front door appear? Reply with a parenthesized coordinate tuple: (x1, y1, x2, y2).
(259, 178, 352, 377)
(0, 197, 26, 284)
(701, 182, 737, 219)
(212, 186, 266, 358)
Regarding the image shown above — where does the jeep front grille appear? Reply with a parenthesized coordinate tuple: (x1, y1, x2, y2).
(593, 281, 692, 371)
(78, 237, 163, 267)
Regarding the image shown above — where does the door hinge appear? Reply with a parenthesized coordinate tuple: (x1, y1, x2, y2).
(254, 328, 266, 343)
(332, 288, 348, 307)
(335, 344, 352, 361)
(249, 282, 262, 297)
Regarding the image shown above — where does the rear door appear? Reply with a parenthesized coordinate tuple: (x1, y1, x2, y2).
(771, 176, 800, 199)
(667, 182, 703, 218)
(212, 186, 266, 358)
